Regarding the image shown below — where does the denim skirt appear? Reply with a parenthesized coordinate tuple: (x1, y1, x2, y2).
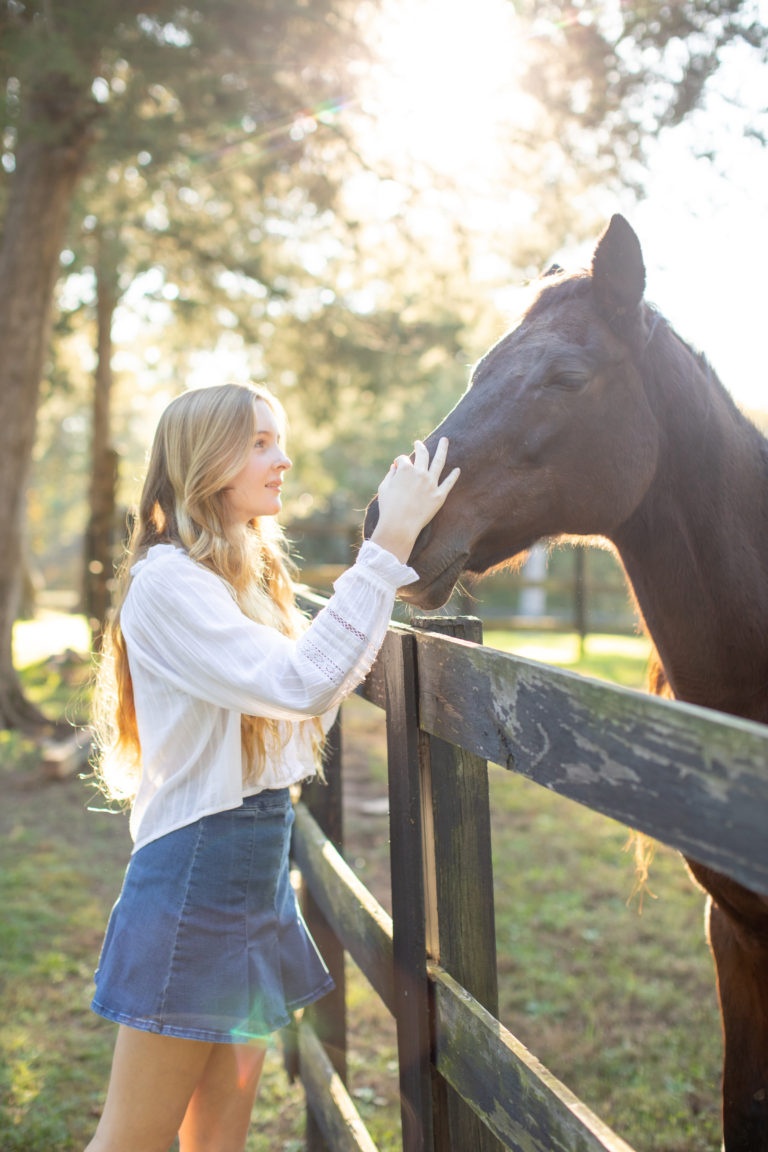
(91, 789, 334, 1043)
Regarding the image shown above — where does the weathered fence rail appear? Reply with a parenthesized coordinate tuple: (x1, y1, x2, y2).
(291, 595, 768, 1151)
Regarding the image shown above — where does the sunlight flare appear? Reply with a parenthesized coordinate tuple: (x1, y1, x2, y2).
(361, 0, 534, 181)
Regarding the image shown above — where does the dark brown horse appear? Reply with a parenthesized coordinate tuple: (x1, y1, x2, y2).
(365, 214, 768, 1151)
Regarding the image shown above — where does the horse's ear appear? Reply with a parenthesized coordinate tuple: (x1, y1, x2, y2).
(591, 215, 645, 328)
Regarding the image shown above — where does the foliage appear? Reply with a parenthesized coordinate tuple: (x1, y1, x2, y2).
(515, 0, 768, 201)
(0, 0, 377, 595)
(7, 0, 767, 595)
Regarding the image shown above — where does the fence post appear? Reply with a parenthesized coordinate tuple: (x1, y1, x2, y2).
(413, 616, 505, 1152)
(384, 630, 436, 1152)
(300, 714, 348, 1152)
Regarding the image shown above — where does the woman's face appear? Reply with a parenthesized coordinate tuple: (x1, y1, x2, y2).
(222, 399, 292, 524)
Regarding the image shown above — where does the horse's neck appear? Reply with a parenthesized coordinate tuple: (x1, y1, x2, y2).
(613, 369, 768, 721)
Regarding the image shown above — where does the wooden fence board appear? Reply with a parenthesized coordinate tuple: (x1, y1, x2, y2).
(295, 801, 642, 1152)
(412, 617, 505, 1152)
(429, 964, 634, 1152)
(301, 720, 348, 1152)
(291, 596, 764, 1150)
(298, 1020, 380, 1152)
(384, 631, 435, 1152)
(415, 632, 768, 893)
(293, 803, 395, 1014)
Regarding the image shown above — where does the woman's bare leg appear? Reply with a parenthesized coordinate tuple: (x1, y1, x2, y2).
(178, 1042, 267, 1152)
(85, 1026, 215, 1152)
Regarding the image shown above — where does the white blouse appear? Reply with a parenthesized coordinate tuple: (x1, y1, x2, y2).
(120, 540, 418, 851)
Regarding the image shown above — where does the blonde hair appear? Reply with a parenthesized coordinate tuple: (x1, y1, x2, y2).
(91, 382, 322, 803)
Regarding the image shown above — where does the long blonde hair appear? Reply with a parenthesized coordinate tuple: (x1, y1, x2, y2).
(91, 383, 322, 802)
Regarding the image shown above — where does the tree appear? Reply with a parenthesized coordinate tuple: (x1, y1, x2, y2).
(83, 224, 121, 647)
(4, 0, 767, 734)
(274, 0, 768, 516)
(0, 0, 369, 729)
(514, 0, 768, 200)
(0, 31, 97, 729)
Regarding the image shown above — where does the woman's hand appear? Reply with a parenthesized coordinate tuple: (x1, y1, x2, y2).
(370, 438, 460, 564)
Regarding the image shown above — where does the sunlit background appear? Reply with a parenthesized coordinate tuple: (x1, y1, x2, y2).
(110, 0, 768, 406)
(173, 0, 767, 412)
(357, 0, 768, 413)
(13, 0, 768, 593)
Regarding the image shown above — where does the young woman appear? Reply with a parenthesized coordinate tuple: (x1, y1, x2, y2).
(86, 382, 459, 1152)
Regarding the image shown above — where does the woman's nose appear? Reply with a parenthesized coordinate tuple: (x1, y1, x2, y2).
(277, 451, 292, 471)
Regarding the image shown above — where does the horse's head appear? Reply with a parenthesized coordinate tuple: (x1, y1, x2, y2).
(364, 214, 663, 608)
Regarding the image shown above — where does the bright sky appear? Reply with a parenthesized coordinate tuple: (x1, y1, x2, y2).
(632, 128, 768, 416)
(361, 0, 768, 414)
(360, 0, 530, 185)
(611, 22, 767, 416)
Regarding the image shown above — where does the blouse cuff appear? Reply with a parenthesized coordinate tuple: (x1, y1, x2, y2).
(350, 539, 419, 590)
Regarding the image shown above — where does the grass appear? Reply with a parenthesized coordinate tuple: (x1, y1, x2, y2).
(484, 627, 653, 687)
(0, 621, 723, 1151)
(486, 769, 720, 1149)
(484, 631, 721, 1148)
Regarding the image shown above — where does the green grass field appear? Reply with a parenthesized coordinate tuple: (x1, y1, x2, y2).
(485, 627, 653, 686)
(0, 619, 723, 1151)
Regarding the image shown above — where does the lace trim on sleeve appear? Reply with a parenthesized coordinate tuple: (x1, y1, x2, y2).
(327, 607, 367, 644)
(302, 638, 346, 683)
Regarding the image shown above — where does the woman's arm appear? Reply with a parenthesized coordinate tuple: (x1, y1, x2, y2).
(121, 438, 459, 721)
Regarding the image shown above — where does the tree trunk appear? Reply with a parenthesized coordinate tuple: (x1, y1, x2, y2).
(0, 82, 94, 732)
(84, 229, 121, 650)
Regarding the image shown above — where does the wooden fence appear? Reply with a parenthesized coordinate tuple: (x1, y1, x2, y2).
(289, 596, 768, 1152)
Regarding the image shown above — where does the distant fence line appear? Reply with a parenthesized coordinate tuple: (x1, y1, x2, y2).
(287, 521, 637, 636)
(293, 550, 637, 636)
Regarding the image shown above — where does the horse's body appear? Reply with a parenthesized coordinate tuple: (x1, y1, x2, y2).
(365, 215, 768, 1150)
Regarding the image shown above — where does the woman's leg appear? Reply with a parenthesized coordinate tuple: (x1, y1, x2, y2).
(85, 1025, 215, 1152)
(178, 1041, 266, 1152)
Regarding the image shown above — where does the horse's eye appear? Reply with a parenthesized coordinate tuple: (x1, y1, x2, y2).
(547, 372, 588, 391)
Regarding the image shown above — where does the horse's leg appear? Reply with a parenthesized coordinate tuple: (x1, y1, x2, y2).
(686, 861, 768, 1151)
(708, 903, 768, 1152)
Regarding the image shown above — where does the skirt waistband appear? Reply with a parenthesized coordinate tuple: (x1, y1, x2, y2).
(240, 788, 291, 811)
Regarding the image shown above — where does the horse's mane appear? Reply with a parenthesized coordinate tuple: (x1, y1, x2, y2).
(526, 270, 591, 318)
(642, 306, 768, 468)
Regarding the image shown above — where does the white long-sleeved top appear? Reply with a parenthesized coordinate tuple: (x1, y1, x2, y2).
(120, 540, 418, 851)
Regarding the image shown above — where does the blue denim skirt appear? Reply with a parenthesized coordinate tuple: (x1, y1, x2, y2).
(91, 789, 334, 1043)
